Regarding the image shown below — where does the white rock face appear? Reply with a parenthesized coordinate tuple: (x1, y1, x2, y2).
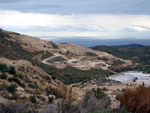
(109, 71, 150, 86)
(49, 94, 56, 99)
(16, 87, 25, 92)
(7, 93, 13, 98)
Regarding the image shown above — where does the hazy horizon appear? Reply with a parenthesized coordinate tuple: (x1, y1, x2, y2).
(0, 0, 150, 41)
(40, 37, 150, 47)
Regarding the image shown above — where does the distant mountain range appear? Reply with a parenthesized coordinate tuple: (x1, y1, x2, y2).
(112, 44, 147, 47)
(91, 43, 150, 66)
(90, 43, 147, 48)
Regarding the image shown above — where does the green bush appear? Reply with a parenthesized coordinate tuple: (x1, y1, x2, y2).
(7, 84, 17, 93)
(92, 88, 107, 99)
(52, 75, 56, 80)
(8, 77, 25, 88)
(9, 66, 16, 75)
(9, 66, 15, 71)
(25, 78, 31, 83)
(20, 83, 26, 88)
(0, 72, 7, 79)
(28, 83, 35, 88)
(0, 63, 8, 72)
(18, 73, 24, 80)
(13, 74, 18, 77)
(121, 88, 126, 92)
(12, 77, 21, 84)
(8, 77, 13, 82)
(30, 96, 36, 103)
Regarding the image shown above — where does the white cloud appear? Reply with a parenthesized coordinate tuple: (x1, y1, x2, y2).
(0, 10, 150, 39)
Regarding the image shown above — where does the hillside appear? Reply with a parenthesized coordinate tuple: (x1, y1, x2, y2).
(0, 28, 134, 84)
(91, 45, 150, 72)
(0, 58, 64, 108)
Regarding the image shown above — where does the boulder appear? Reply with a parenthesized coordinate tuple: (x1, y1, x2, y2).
(7, 93, 13, 98)
(49, 94, 56, 99)
(16, 87, 25, 92)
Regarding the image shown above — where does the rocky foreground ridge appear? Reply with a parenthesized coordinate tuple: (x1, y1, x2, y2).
(0, 58, 64, 108)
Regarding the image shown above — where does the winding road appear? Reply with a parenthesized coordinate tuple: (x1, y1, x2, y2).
(42, 53, 60, 65)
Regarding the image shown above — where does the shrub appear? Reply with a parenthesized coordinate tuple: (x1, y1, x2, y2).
(20, 83, 26, 88)
(9, 66, 16, 75)
(119, 86, 150, 113)
(0, 72, 7, 79)
(13, 74, 18, 77)
(9, 65, 15, 71)
(32, 61, 36, 66)
(28, 83, 34, 88)
(25, 78, 31, 83)
(8, 77, 13, 82)
(81, 89, 111, 113)
(18, 73, 24, 80)
(30, 96, 36, 103)
(102, 87, 107, 91)
(121, 88, 126, 92)
(59, 85, 77, 102)
(92, 88, 107, 99)
(11, 77, 20, 84)
(51, 75, 56, 80)
(57, 85, 77, 113)
(46, 87, 62, 98)
(0, 63, 8, 72)
(41, 96, 46, 101)
(45, 76, 51, 80)
(8, 77, 25, 88)
(34, 89, 41, 95)
(7, 84, 17, 94)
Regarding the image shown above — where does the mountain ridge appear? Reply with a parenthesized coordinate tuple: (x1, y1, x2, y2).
(90, 43, 148, 48)
(0, 28, 135, 84)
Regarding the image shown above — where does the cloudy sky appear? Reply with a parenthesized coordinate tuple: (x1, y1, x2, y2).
(0, 0, 150, 40)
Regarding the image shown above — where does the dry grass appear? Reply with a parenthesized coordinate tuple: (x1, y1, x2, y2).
(58, 85, 77, 102)
(119, 86, 150, 113)
(57, 85, 78, 113)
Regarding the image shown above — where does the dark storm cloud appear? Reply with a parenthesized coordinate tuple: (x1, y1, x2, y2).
(0, 0, 150, 14)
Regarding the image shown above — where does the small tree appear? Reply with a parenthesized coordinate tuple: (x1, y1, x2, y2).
(7, 84, 17, 94)
(133, 78, 136, 82)
(0, 72, 7, 79)
(30, 96, 36, 103)
(9, 66, 16, 75)
(142, 82, 145, 87)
